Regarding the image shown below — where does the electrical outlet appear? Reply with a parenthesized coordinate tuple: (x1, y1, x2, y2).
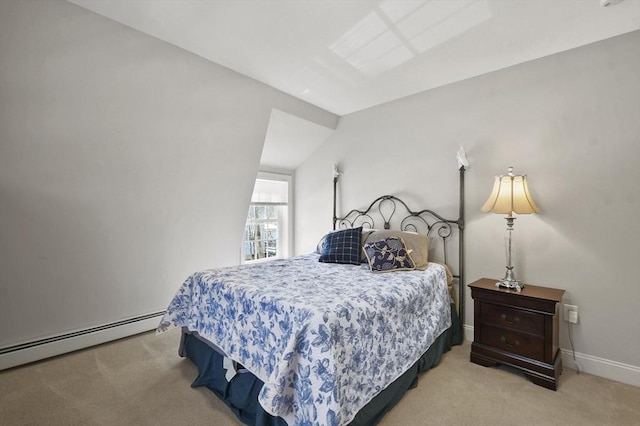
(564, 304, 579, 324)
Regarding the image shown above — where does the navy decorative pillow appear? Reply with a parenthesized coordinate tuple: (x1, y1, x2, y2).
(318, 227, 363, 265)
(363, 236, 416, 272)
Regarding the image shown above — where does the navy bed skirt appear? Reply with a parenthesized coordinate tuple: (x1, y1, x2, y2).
(180, 303, 463, 426)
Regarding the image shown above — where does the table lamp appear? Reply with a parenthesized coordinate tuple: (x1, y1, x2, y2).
(481, 166, 539, 292)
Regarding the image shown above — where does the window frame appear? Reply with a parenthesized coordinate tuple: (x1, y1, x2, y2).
(241, 171, 293, 264)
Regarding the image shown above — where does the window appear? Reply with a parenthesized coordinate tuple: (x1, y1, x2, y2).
(243, 173, 290, 263)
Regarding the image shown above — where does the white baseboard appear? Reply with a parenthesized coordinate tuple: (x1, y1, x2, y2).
(0, 312, 164, 371)
(561, 349, 640, 387)
(463, 324, 474, 342)
(462, 325, 639, 388)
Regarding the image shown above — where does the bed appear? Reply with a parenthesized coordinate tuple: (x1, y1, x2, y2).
(157, 166, 466, 426)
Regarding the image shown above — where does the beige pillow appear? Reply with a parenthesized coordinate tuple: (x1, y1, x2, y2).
(431, 261, 455, 300)
(361, 230, 429, 270)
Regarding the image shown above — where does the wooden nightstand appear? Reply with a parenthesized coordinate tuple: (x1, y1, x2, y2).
(469, 278, 565, 390)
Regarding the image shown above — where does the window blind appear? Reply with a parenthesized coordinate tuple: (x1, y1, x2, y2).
(251, 178, 288, 205)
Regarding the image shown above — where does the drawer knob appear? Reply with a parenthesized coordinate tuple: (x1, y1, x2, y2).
(500, 313, 520, 324)
(500, 335, 520, 348)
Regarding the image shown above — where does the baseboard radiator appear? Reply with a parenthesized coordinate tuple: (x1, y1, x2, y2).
(0, 311, 165, 371)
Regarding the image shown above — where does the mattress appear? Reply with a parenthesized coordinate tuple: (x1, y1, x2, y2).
(180, 304, 462, 426)
(158, 253, 454, 426)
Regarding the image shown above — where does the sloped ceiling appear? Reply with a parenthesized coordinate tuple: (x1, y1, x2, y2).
(66, 0, 639, 171)
(68, 0, 640, 116)
(261, 109, 335, 172)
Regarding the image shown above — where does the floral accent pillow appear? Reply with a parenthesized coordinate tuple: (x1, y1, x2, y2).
(363, 236, 416, 272)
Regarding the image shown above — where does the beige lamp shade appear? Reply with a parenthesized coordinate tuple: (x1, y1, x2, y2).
(481, 168, 539, 215)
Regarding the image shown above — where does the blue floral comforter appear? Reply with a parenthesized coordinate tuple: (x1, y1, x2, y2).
(157, 254, 451, 426)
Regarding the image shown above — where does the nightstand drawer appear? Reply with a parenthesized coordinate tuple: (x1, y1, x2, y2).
(481, 326, 544, 361)
(480, 303, 544, 336)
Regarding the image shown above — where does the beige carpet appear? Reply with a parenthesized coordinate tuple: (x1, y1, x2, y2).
(1, 329, 638, 426)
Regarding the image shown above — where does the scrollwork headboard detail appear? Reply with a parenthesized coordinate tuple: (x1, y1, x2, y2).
(332, 166, 466, 324)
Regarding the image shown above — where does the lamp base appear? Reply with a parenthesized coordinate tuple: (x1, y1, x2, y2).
(495, 279, 525, 293)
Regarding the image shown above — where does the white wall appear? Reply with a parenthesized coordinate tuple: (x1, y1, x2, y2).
(295, 32, 640, 372)
(0, 0, 337, 348)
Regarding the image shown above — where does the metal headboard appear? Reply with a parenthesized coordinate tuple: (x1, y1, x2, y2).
(332, 167, 466, 325)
